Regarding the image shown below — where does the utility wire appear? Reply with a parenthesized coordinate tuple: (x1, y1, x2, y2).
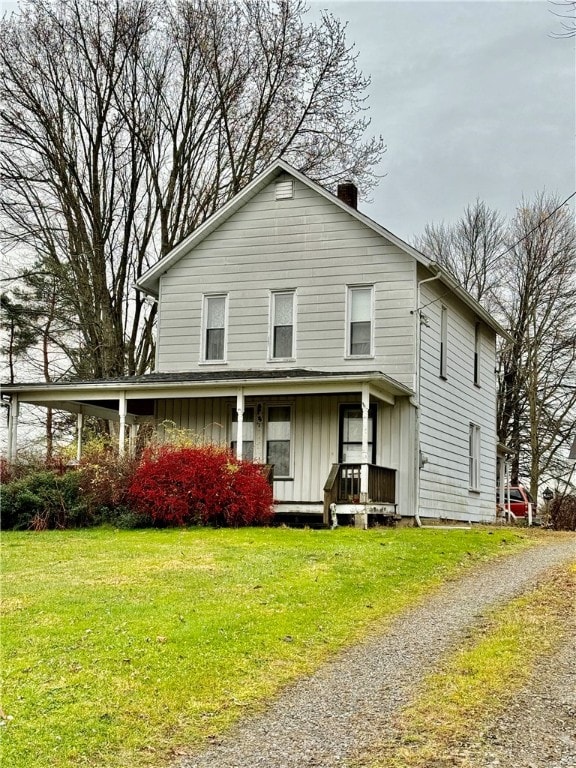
(414, 191, 576, 315)
(492, 190, 576, 261)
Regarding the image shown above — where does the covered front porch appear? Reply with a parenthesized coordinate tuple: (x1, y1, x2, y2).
(2, 369, 416, 525)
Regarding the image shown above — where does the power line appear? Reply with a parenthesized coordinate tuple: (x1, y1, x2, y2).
(414, 191, 576, 316)
(493, 191, 576, 261)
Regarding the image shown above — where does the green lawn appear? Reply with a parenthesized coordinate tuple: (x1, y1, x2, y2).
(1, 525, 530, 768)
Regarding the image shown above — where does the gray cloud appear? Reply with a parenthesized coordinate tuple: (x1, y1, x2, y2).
(310, 0, 575, 240)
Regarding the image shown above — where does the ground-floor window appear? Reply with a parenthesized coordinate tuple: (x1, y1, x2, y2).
(339, 405, 376, 463)
(266, 405, 291, 477)
(231, 407, 254, 460)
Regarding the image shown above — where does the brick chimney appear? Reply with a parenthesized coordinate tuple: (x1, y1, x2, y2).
(337, 181, 358, 210)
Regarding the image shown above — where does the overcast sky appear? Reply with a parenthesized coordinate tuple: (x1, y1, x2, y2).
(308, 0, 575, 242)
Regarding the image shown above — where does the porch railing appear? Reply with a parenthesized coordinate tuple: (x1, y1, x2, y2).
(323, 463, 396, 525)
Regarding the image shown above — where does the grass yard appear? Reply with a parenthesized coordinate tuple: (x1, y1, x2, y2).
(1, 525, 531, 768)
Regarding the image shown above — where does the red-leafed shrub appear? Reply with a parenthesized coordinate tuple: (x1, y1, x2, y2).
(127, 444, 274, 527)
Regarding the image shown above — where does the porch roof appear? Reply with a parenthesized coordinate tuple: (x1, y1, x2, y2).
(2, 368, 414, 421)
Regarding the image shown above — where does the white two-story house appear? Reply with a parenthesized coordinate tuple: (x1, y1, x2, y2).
(3, 160, 510, 525)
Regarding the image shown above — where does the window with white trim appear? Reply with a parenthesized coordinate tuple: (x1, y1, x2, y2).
(474, 322, 481, 386)
(440, 305, 448, 378)
(266, 405, 292, 478)
(469, 423, 481, 490)
(231, 407, 254, 461)
(202, 294, 227, 362)
(270, 291, 295, 359)
(347, 285, 373, 357)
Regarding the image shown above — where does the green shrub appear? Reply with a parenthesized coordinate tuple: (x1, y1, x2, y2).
(99, 506, 153, 529)
(77, 447, 138, 517)
(0, 470, 89, 530)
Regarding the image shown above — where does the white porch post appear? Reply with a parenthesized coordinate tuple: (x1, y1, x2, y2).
(118, 392, 127, 457)
(129, 423, 138, 457)
(498, 455, 506, 507)
(235, 388, 245, 460)
(7, 394, 19, 462)
(76, 412, 84, 462)
(360, 383, 370, 503)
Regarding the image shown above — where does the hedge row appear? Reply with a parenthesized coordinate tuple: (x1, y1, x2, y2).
(0, 445, 274, 530)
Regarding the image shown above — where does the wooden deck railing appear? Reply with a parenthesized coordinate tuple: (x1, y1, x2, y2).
(323, 463, 396, 525)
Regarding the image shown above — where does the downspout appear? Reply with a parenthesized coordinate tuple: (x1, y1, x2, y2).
(413, 270, 442, 527)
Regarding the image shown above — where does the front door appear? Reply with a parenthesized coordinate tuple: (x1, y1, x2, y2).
(339, 405, 376, 464)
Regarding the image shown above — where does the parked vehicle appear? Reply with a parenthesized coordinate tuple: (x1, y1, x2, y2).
(500, 486, 535, 518)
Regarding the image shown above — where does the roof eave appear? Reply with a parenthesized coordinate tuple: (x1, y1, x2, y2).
(136, 158, 295, 296)
(1, 370, 414, 399)
(426, 262, 513, 341)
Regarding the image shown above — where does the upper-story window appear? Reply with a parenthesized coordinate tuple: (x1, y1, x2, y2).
(440, 305, 448, 378)
(270, 291, 295, 360)
(474, 322, 481, 386)
(202, 294, 227, 362)
(468, 423, 481, 491)
(347, 285, 374, 357)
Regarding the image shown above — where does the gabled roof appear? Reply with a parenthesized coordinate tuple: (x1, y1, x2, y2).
(137, 158, 511, 340)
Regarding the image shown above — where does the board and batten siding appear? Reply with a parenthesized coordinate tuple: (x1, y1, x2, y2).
(417, 273, 497, 522)
(156, 175, 417, 388)
(155, 393, 414, 514)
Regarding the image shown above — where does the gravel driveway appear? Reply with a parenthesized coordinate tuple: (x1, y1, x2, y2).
(468, 623, 576, 768)
(177, 537, 575, 768)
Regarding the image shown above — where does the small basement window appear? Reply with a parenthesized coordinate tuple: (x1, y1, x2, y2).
(275, 180, 294, 200)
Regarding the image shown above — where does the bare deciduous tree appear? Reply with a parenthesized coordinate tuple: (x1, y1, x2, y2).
(415, 199, 506, 307)
(418, 193, 576, 497)
(1, 0, 385, 380)
(497, 195, 576, 498)
(550, 0, 576, 37)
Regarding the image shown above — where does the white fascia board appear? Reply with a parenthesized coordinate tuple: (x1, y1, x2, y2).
(424, 262, 513, 342)
(136, 159, 292, 297)
(3, 371, 413, 403)
(9, 397, 138, 423)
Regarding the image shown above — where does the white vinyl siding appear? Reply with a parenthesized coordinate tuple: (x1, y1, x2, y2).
(156, 175, 416, 386)
(202, 294, 227, 362)
(154, 393, 415, 515)
(417, 271, 497, 523)
(347, 285, 374, 357)
(270, 291, 295, 359)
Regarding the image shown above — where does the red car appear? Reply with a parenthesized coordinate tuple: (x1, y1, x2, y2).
(501, 486, 535, 518)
